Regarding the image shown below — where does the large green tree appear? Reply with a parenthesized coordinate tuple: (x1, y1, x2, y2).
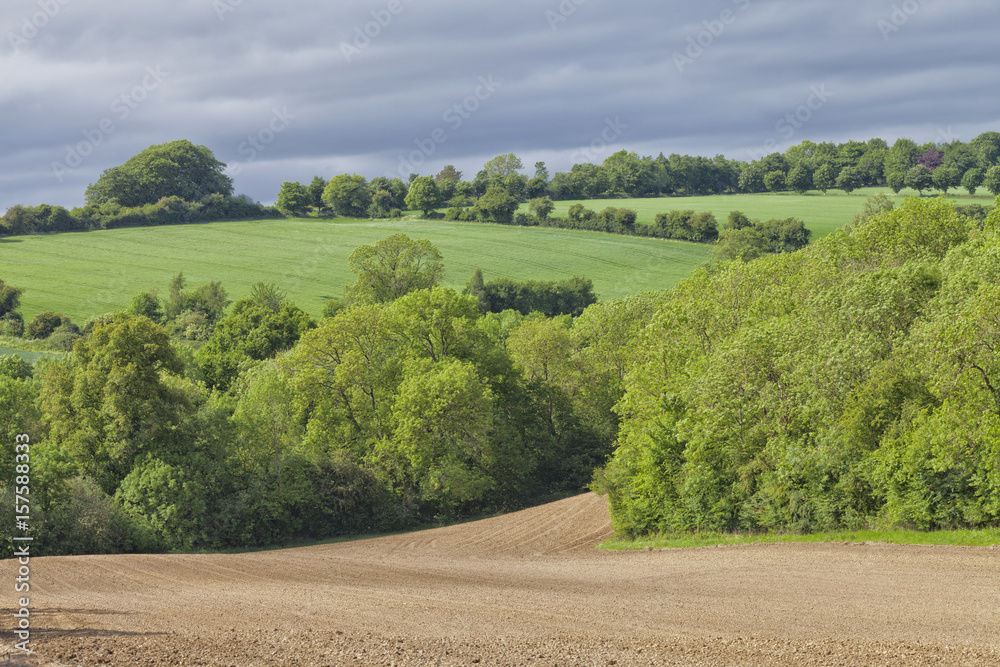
(483, 153, 524, 178)
(276, 181, 311, 216)
(474, 186, 519, 224)
(344, 234, 444, 305)
(85, 140, 233, 207)
(197, 289, 314, 391)
(40, 313, 194, 494)
(322, 175, 371, 218)
(404, 176, 442, 216)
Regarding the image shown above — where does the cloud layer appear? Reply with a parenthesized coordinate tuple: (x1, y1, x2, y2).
(3, 0, 998, 209)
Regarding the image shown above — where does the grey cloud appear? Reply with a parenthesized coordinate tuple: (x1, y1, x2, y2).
(3, 0, 999, 210)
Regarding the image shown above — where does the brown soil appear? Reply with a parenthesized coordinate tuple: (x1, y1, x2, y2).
(2, 493, 998, 665)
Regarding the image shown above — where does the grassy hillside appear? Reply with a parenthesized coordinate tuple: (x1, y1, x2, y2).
(0, 219, 711, 322)
(522, 188, 995, 238)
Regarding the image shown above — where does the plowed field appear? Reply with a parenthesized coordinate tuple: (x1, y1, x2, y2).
(3, 493, 998, 665)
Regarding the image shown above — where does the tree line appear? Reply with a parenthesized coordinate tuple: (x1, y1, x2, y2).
(8, 133, 999, 240)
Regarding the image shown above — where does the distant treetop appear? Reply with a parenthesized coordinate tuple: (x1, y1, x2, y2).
(84, 139, 233, 207)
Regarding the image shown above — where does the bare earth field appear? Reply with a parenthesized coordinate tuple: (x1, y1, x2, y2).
(2, 493, 998, 666)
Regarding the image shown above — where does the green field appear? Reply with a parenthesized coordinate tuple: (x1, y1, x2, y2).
(600, 526, 1000, 550)
(523, 188, 996, 238)
(0, 219, 711, 323)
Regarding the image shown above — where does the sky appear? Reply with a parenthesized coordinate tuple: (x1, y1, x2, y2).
(2, 0, 998, 210)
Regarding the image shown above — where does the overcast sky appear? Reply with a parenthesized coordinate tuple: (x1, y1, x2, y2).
(2, 0, 998, 210)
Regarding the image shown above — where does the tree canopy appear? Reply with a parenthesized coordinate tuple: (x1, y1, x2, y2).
(85, 140, 233, 207)
(344, 234, 445, 305)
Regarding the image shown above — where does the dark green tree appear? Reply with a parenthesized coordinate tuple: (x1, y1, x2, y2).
(905, 165, 934, 195)
(322, 175, 371, 218)
(0, 278, 24, 318)
(404, 176, 442, 217)
(197, 296, 314, 391)
(763, 170, 786, 193)
(787, 164, 813, 194)
(528, 196, 555, 220)
(835, 166, 862, 194)
(84, 140, 232, 207)
(474, 186, 519, 224)
(962, 168, 984, 196)
(812, 163, 836, 194)
(984, 166, 1000, 196)
(307, 176, 327, 211)
(276, 181, 311, 216)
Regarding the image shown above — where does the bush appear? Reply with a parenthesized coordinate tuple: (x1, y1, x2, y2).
(26, 311, 71, 339)
(0, 354, 32, 380)
(0, 312, 24, 337)
(47, 324, 82, 351)
(27, 477, 161, 556)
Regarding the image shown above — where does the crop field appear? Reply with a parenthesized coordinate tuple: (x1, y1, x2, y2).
(523, 187, 996, 238)
(0, 219, 711, 323)
(5, 493, 998, 666)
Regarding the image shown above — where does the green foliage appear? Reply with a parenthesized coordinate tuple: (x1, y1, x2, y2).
(85, 140, 233, 208)
(529, 196, 555, 220)
(39, 313, 192, 494)
(0, 278, 24, 318)
(905, 165, 934, 195)
(478, 275, 596, 317)
(4, 477, 160, 556)
(0, 354, 32, 380)
(483, 153, 524, 178)
(932, 166, 961, 194)
(404, 176, 442, 216)
(128, 289, 165, 324)
(344, 234, 444, 305)
(787, 164, 813, 194)
(985, 166, 1000, 197)
(812, 163, 836, 194)
(763, 170, 786, 192)
(116, 456, 209, 550)
(962, 168, 984, 196)
(322, 175, 371, 218)
(475, 186, 520, 224)
(713, 216, 810, 262)
(163, 272, 230, 341)
(285, 286, 545, 516)
(197, 295, 314, 391)
(26, 311, 71, 340)
(600, 196, 1000, 538)
(654, 210, 718, 243)
(835, 166, 862, 194)
(276, 181, 311, 216)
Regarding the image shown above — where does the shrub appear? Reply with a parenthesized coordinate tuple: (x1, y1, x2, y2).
(26, 311, 71, 339)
